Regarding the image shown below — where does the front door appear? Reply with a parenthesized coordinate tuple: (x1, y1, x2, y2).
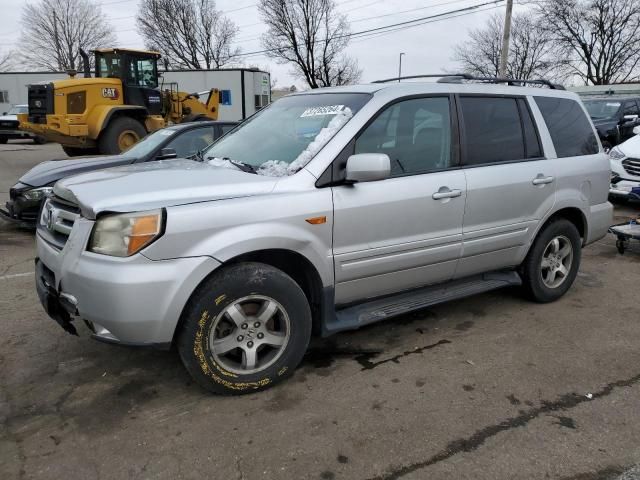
(331, 96, 466, 305)
(455, 95, 556, 278)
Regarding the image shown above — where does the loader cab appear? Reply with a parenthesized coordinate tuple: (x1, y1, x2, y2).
(94, 48, 163, 116)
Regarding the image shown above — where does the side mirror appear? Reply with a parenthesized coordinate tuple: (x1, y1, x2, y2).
(156, 148, 177, 160)
(345, 153, 391, 183)
(634, 126, 640, 135)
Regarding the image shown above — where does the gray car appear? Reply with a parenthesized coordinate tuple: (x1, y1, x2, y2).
(34, 76, 612, 394)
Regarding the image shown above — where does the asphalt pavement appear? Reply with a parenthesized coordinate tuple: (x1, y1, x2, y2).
(1, 141, 640, 480)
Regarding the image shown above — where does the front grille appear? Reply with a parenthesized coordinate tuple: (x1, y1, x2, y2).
(0, 119, 18, 129)
(622, 157, 640, 178)
(37, 196, 80, 250)
(28, 83, 54, 124)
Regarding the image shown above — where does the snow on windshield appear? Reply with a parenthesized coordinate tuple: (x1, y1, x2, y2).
(255, 107, 353, 177)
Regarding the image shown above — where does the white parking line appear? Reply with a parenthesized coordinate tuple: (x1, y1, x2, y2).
(0, 271, 34, 280)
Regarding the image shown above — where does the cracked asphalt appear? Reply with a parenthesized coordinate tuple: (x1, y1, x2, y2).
(1, 142, 640, 480)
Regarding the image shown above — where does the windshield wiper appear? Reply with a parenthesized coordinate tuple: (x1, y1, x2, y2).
(226, 158, 257, 174)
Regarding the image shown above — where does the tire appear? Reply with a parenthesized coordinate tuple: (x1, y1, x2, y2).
(521, 219, 581, 303)
(177, 262, 312, 395)
(62, 145, 96, 157)
(98, 116, 147, 154)
(33, 135, 47, 145)
(181, 114, 209, 123)
(0, 136, 7, 144)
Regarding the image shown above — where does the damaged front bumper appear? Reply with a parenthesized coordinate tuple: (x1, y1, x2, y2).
(35, 221, 221, 347)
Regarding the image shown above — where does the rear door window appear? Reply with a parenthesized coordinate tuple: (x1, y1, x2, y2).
(166, 127, 215, 158)
(459, 96, 526, 165)
(534, 97, 599, 157)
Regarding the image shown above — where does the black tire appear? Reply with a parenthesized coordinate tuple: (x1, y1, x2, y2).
(181, 113, 209, 123)
(33, 135, 47, 145)
(521, 219, 581, 303)
(177, 262, 312, 395)
(98, 116, 147, 154)
(0, 136, 7, 144)
(62, 145, 96, 157)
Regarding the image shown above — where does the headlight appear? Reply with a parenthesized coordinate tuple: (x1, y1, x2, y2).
(88, 209, 164, 257)
(609, 147, 626, 160)
(21, 186, 53, 201)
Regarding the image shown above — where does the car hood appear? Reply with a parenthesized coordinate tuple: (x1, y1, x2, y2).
(617, 133, 640, 157)
(20, 155, 136, 187)
(53, 158, 279, 219)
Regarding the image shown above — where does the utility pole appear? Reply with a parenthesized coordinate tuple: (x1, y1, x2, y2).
(498, 0, 513, 78)
(398, 52, 405, 82)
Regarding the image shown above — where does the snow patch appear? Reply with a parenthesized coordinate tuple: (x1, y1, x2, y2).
(207, 157, 239, 170)
(257, 107, 353, 177)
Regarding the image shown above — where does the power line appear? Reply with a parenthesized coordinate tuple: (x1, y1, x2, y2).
(232, 0, 492, 46)
(235, 0, 504, 58)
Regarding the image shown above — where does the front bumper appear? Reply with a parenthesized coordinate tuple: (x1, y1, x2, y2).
(0, 129, 34, 139)
(36, 221, 221, 346)
(1, 195, 41, 228)
(610, 180, 640, 200)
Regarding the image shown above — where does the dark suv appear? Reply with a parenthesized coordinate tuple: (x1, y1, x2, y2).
(1, 120, 237, 228)
(583, 96, 640, 150)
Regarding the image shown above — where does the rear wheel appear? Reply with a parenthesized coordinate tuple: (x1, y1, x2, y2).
(98, 116, 147, 154)
(0, 136, 7, 144)
(177, 262, 312, 395)
(33, 135, 47, 145)
(62, 145, 97, 157)
(522, 219, 581, 303)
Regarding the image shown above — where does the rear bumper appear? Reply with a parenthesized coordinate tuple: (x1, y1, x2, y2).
(36, 226, 221, 346)
(586, 202, 614, 245)
(20, 116, 91, 146)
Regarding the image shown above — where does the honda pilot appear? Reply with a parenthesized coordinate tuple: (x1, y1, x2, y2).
(35, 75, 612, 394)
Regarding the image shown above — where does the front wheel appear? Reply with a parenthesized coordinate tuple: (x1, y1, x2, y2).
(521, 219, 581, 303)
(98, 116, 147, 154)
(177, 262, 312, 395)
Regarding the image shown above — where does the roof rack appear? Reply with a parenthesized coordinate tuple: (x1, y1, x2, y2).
(372, 73, 565, 90)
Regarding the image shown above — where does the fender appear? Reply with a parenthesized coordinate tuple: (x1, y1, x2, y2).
(87, 105, 148, 139)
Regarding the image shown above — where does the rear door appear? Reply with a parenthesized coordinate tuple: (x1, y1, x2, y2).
(456, 95, 555, 278)
(331, 95, 467, 305)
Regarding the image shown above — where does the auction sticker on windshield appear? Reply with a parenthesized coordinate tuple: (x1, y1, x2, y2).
(300, 105, 346, 117)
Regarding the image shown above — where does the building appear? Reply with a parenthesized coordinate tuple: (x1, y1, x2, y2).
(0, 68, 271, 121)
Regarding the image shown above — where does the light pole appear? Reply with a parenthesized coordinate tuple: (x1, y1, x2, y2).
(398, 53, 405, 82)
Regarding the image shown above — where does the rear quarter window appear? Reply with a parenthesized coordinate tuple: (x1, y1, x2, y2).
(534, 97, 599, 157)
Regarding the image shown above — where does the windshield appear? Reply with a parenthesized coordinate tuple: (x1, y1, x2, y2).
(584, 100, 621, 119)
(7, 106, 27, 115)
(123, 128, 176, 157)
(203, 93, 372, 176)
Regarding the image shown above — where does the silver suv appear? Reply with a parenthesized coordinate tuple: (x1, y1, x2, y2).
(35, 76, 612, 394)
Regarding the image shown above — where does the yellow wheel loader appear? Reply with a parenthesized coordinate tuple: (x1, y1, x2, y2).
(18, 48, 220, 156)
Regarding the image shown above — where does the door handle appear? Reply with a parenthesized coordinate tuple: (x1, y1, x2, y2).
(432, 187, 462, 200)
(532, 175, 554, 186)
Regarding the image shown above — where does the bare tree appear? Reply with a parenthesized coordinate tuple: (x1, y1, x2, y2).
(535, 0, 640, 85)
(259, 0, 361, 88)
(137, 0, 240, 69)
(19, 0, 116, 72)
(454, 13, 555, 80)
(0, 51, 13, 72)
